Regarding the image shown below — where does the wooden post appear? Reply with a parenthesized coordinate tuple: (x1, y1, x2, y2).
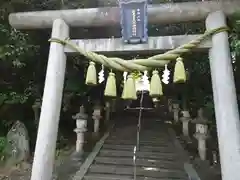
(206, 11, 240, 180)
(30, 19, 69, 180)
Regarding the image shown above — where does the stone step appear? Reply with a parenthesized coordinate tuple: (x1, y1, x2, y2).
(98, 150, 179, 160)
(102, 144, 175, 153)
(78, 124, 189, 180)
(104, 139, 171, 146)
(110, 131, 169, 136)
(94, 157, 184, 169)
(110, 129, 168, 134)
(88, 164, 188, 179)
(105, 140, 172, 145)
(83, 173, 186, 180)
(108, 136, 171, 142)
(109, 133, 169, 137)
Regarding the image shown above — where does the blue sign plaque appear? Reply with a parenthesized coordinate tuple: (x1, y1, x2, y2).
(119, 0, 148, 44)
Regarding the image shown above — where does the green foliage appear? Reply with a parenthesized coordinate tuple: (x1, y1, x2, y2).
(0, 92, 29, 105)
(0, 137, 7, 158)
(230, 20, 240, 56)
(0, 137, 6, 152)
(0, 0, 41, 110)
(229, 18, 240, 95)
(0, 25, 38, 65)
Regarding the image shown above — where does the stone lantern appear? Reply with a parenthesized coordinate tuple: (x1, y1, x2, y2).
(72, 105, 88, 153)
(111, 99, 116, 113)
(152, 97, 159, 108)
(168, 99, 173, 113)
(192, 108, 209, 161)
(180, 110, 192, 138)
(92, 103, 102, 136)
(172, 103, 180, 123)
(104, 101, 111, 127)
(32, 99, 41, 125)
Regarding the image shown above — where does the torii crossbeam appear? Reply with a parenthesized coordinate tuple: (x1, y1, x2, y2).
(8, 1, 240, 29)
(8, 1, 240, 180)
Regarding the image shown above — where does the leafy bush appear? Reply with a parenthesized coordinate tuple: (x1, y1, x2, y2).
(0, 136, 7, 159)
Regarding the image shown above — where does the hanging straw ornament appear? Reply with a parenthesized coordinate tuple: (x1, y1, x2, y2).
(121, 72, 128, 99)
(98, 64, 105, 84)
(142, 70, 150, 91)
(150, 70, 163, 98)
(121, 74, 137, 100)
(104, 70, 117, 97)
(135, 74, 143, 92)
(136, 71, 150, 92)
(85, 61, 97, 85)
(162, 64, 170, 84)
(173, 57, 186, 83)
(123, 71, 128, 84)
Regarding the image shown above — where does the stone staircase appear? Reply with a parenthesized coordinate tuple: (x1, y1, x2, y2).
(74, 118, 191, 180)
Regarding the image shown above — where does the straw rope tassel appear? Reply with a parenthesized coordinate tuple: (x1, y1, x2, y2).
(104, 72, 117, 97)
(122, 74, 137, 100)
(173, 57, 186, 83)
(150, 70, 163, 98)
(85, 61, 97, 85)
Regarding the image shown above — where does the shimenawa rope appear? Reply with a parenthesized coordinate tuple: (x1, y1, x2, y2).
(48, 26, 229, 99)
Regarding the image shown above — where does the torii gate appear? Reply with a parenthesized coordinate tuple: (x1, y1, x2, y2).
(8, 1, 240, 180)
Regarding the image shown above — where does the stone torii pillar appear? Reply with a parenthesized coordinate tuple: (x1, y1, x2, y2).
(206, 11, 240, 180)
(30, 19, 69, 180)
